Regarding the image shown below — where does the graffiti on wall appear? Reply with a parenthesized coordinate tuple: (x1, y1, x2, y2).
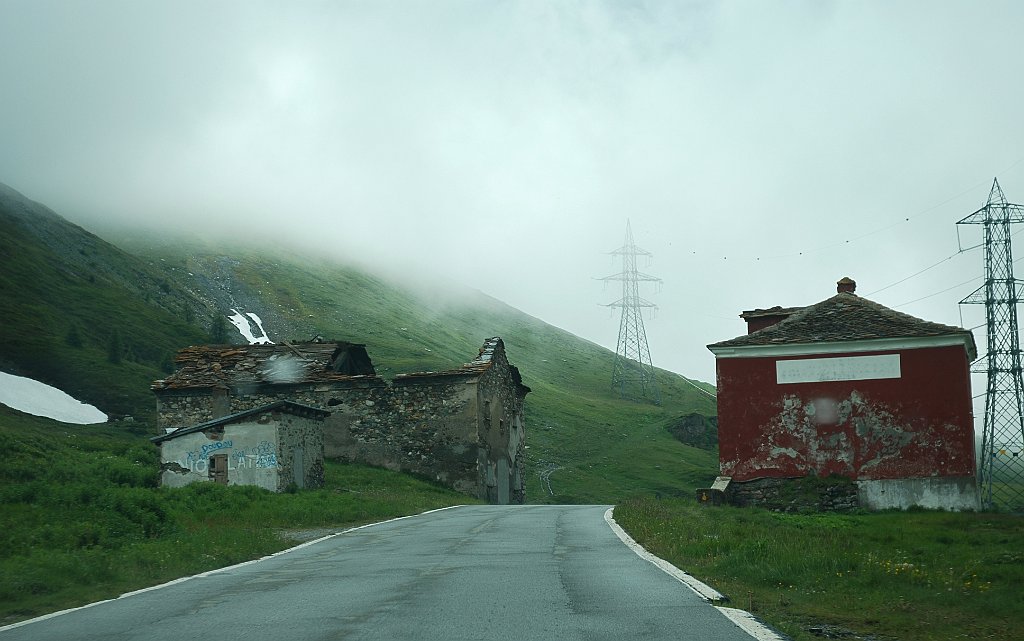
(200, 440, 233, 458)
(176, 439, 277, 473)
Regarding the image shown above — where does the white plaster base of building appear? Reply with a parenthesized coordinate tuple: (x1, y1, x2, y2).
(856, 476, 979, 511)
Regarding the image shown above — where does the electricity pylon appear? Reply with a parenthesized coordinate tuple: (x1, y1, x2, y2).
(600, 220, 661, 404)
(958, 177, 1024, 510)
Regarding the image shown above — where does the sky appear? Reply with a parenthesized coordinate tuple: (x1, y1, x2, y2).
(2, 1, 1022, 420)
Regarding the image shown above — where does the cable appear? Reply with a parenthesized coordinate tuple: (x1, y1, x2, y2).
(893, 276, 981, 308)
(696, 160, 1024, 263)
(680, 376, 717, 398)
(864, 252, 965, 297)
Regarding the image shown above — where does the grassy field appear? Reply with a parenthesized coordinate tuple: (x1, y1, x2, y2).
(0, 407, 474, 625)
(614, 497, 1024, 641)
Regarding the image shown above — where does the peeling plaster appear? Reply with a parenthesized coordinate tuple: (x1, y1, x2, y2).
(160, 461, 189, 475)
(729, 390, 928, 479)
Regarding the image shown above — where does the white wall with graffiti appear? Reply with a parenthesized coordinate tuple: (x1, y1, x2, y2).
(155, 404, 327, 492)
(158, 420, 280, 490)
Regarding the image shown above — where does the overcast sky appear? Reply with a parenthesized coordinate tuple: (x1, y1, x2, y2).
(2, 1, 1022, 413)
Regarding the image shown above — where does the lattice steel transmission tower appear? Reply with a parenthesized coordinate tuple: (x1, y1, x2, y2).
(600, 220, 661, 404)
(958, 177, 1024, 510)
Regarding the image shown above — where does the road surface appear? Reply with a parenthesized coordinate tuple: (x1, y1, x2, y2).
(1, 505, 762, 640)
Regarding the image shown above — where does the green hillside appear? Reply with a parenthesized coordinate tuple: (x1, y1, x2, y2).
(116, 242, 720, 503)
(0, 184, 210, 423)
(1, 182, 719, 503)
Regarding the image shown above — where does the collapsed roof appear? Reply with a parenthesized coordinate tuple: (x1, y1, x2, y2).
(152, 337, 529, 395)
(152, 341, 376, 391)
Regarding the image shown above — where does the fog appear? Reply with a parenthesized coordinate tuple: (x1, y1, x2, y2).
(1, 1, 1021, 424)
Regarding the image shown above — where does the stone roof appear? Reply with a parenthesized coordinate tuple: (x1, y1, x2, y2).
(708, 292, 977, 358)
(393, 337, 531, 395)
(152, 341, 377, 391)
(152, 337, 529, 395)
(739, 305, 803, 320)
(151, 400, 329, 444)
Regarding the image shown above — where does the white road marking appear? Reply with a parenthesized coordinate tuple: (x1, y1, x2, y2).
(716, 607, 789, 641)
(604, 507, 787, 641)
(0, 504, 467, 632)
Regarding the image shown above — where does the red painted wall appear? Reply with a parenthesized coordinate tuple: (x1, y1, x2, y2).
(715, 345, 975, 481)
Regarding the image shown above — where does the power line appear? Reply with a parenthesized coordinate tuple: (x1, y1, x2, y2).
(896, 225, 1024, 307)
(893, 275, 981, 308)
(680, 376, 716, 399)
(746, 174, 1019, 261)
(864, 249, 974, 297)
(692, 160, 1024, 263)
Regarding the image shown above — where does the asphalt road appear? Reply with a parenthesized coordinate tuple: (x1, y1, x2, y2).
(1, 505, 759, 641)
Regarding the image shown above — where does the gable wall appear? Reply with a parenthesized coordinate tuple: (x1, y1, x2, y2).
(475, 349, 527, 505)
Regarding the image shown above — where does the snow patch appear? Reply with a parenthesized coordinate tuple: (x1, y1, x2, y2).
(228, 309, 273, 345)
(0, 372, 107, 424)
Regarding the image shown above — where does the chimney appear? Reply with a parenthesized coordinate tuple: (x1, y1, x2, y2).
(837, 277, 856, 294)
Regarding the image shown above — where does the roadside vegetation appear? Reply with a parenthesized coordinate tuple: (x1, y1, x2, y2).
(0, 407, 473, 625)
(614, 497, 1024, 641)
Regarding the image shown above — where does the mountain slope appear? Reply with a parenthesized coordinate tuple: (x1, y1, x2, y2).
(0, 183, 210, 423)
(1, 182, 719, 503)
(119, 239, 720, 502)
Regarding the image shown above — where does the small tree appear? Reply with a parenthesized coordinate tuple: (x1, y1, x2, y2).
(65, 323, 83, 348)
(107, 328, 123, 364)
(210, 313, 228, 344)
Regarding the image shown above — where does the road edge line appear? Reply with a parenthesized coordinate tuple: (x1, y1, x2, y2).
(0, 504, 467, 632)
(603, 507, 787, 641)
(716, 607, 789, 641)
(603, 507, 726, 601)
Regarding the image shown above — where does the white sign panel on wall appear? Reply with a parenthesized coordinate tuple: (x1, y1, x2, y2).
(776, 354, 901, 385)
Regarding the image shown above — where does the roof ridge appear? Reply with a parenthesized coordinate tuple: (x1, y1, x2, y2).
(708, 291, 976, 356)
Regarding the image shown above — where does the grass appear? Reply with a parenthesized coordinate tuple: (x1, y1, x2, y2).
(0, 407, 474, 625)
(0, 200, 210, 423)
(614, 497, 1024, 641)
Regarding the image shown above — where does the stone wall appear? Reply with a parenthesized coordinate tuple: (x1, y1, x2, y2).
(157, 407, 325, 492)
(727, 476, 860, 512)
(475, 348, 527, 505)
(155, 355, 526, 503)
(326, 376, 482, 497)
(276, 412, 326, 491)
(156, 388, 216, 431)
(158, 418, 279, 490)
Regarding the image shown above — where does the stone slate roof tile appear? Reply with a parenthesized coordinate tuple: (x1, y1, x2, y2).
(392, 337, 530, 394)
(152, 337, 531, 394)
(708, 292, 977, 357)
(151, 342, 377, 390)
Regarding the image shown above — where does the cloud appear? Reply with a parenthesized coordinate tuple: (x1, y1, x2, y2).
(0, 0, 1021, 400)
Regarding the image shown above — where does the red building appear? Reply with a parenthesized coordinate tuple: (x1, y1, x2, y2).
(707, 277, 979, 510)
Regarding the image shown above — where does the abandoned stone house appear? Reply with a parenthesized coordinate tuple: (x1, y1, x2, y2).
(151, 337, 530, 504)
(151, 400, 329, 492)
(706, 277, 979, 511)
